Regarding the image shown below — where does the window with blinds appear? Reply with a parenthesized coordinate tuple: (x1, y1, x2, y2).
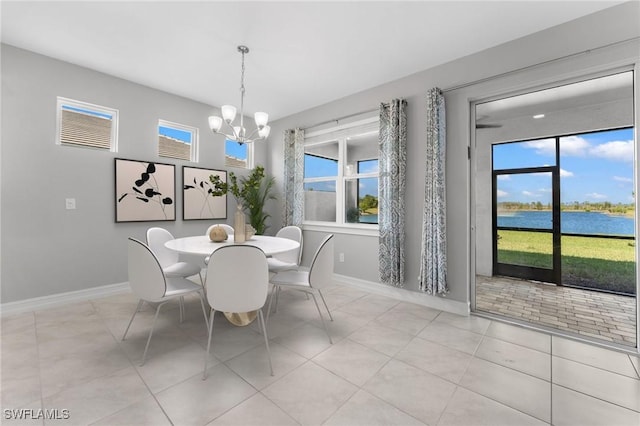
(56, 97, 118, 151)
(158, 120, 198, 162)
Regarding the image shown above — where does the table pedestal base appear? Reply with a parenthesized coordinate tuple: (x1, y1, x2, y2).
(224, 310, 257, 326)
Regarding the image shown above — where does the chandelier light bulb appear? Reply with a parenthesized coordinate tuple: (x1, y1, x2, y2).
(221, 105, 237, 123)
(258, 125, 271, 138)
(254, 112, 269, 128)
(208, 116, 223, 132)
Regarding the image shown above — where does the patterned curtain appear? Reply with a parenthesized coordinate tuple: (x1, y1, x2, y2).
(378, 99, 407, 287)
(283, 128, 305, 226)
(420, 88, 448, 294)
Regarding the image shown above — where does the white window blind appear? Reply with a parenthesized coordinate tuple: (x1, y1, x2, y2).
(56, 97, 118, 151)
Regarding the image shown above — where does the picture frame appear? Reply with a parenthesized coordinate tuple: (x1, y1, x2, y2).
(182, 166, 227, 220)
(115, 158, 176, 222)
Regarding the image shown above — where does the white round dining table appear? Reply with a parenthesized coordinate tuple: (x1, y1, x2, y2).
(164, 235, 300, 258)
(165, 234, 300, 327)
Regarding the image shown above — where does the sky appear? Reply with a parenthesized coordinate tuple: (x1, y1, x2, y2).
(159, 125, 192, 144)
(494, 127, 634, 205)
(304, 155, 378, 197)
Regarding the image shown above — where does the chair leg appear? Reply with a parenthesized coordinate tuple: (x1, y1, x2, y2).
(198, 291, 209, 330)
(179, 296, 185, 323)
(266, 285, 277, 324)
(141, 301, 167, 366)
(203, 308, 216, 380)
(274, 286, 281, 313)
(257, 310, 274, 376)
(122, 299, 144, 341)
(317, 289, 333, 321)
(309, 292, 333, 344)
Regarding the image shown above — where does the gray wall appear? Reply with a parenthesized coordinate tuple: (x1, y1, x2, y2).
(265, 2, 640, 304)
(1, 45, 266, 303)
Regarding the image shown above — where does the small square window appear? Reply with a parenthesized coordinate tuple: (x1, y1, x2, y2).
(225, 139, 253, 168)
(158, 120, 198, 162)
(56, 97, 118, 151)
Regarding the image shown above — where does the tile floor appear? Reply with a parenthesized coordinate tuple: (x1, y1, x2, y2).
(476, 275, 637, 347)
(1, 282, 639, 425)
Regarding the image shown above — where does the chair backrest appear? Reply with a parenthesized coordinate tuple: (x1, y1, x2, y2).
(205, 245, 269, 313)
(205, 224, 234, 236)
(273, 226, 303, 265)
(128, 238, 167, 301)
(308, 234, 334, 290)
(146, 227, 178, 268)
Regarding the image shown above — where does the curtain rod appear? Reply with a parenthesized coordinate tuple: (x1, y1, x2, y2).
(301, 107, 379, 131)
(441, 36, 639, 93)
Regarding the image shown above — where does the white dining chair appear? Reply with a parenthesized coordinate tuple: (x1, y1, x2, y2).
(203, 245, 273, 379)
(123, 238, 209, 366)
(147, 227, 203, 284)
(267, 226, 303, 273)
(268, 234, 335, 343)
(267, 225, 303, 313)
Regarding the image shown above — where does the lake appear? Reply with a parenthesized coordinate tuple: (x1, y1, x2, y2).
(497, 211, 635, 236)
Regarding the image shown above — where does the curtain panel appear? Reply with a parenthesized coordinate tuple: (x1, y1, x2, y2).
(283, 128, 305, 226)
(420, 88, 448, 295)
(378, 99, 407, 287)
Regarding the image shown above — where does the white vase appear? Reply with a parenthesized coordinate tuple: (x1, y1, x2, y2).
(233, 203, 246, 243)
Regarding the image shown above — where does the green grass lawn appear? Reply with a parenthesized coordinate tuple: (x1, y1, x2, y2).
(497, 230, 636, 295)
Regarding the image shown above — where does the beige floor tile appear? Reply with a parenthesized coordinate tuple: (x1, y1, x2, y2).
(155, 363, 256, 425)
(475, 335, 550, 380)
(336, 294, 398, 319)
(201, 320, 266, 362)
(42, 366, 150, 426)
(308, 309, 371, 341)
(395, 337, 473, 384)
(363, 360, 456, 425)
(552, 336, 639, 378)
(0, 400, 43, 426)
(485, 321, 551, 353)
(39, 343, 132, 398)
(313, 339, 390, 386)
(552, 356, 640, 412)
(262, 361, 357, 425)
(418, 323, 484, 355)
(90, 395, 171, 426)
(433, 311, 492, 335)
(273, 322, 333, 358)
(206, 393, 298, 426)
(630, 354, 640, 378)
(459, 357, 551, 423)
(373, 308, 433, 336)
(551, 384, 640, 426)
(437, 387, 547, 426)
(135, 341, 220, 393)
(225, 342, 306, 390)
(348, 322, 414, 357)
(324, 389, 425, 426)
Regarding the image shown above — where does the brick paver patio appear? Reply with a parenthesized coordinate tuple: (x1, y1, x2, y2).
(476, 275, 637, 347)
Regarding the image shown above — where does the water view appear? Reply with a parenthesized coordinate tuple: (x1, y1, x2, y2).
(498, 210, 634, 236)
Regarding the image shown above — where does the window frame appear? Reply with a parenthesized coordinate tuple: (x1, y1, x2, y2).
(225, 138, 254, 169)
(56, 97, 119, 152)
(158, 119, 199, 162)
(303, 116, 379, 236)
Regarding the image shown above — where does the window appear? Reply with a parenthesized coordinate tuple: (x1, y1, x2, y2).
(303, 118, 379, 228)
(225, 139, 253, 169)
(56, 97, 118, 151)
(158, 120, 198, 162)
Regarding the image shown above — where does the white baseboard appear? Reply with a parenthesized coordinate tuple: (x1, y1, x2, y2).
(1, 282, 131, 317)
(333, 274, 470, 316)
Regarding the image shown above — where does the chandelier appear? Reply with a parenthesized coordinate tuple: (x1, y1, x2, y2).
(208, 45, 270, 144)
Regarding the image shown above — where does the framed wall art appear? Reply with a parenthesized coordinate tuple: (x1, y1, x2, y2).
(115, 158, 176, 222)
(182, 166, 227, 220)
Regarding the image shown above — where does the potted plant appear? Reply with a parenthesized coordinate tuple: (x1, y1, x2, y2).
(209, 165, 276, 235)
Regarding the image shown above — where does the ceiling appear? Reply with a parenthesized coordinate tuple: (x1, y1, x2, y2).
(1, 1, 626, 121)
